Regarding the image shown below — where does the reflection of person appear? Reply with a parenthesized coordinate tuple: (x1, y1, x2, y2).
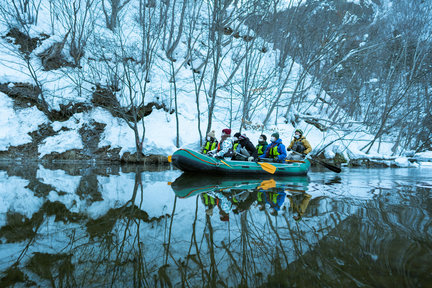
(287, 129, 312, 160)
(231, 190, 257, 214)
(232, 133, 258, 162)
(200, 193, 217, 216)
(219, 209, 230, 222)
(256, 190, 286, 216)
(287, 192, 312, 221)
(206, 190, 233, 222)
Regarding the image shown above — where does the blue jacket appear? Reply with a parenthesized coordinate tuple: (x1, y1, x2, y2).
(259, 138, 287, 162)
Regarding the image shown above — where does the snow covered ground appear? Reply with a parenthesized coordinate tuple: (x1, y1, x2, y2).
(0, 0, 430, 167)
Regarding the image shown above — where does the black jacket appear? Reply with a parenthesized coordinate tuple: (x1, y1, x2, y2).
(238, 137, 258, 159)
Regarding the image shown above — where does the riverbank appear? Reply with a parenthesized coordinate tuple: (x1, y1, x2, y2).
(1, 147, 431, 169)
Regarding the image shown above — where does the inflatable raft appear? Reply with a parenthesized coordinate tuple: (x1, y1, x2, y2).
(170, 148, 310, 176)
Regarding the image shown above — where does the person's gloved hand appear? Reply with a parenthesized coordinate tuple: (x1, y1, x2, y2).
(207, 151, 214, 156)
(273, 157, 279, 163)
(247, 156, 254, 162)
(287, 148, 291, 151)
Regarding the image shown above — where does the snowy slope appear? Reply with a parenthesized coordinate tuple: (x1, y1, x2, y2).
(0, 0, 428, 166)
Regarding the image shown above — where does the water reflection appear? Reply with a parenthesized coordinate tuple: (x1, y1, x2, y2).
(171, 173, 311, 220)
(0, 162, 431, 287)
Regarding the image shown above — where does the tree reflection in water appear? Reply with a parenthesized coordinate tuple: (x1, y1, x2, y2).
(0, 164, 431, 287)
(171, 173, 315, 287)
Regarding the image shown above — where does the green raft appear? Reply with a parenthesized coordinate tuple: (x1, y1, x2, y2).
(171, 148, 310, 176)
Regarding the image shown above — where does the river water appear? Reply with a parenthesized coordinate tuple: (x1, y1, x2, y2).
(0, 161, 431, 287)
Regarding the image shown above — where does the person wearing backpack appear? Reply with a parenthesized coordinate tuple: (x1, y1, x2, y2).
(287, 129, 312, 160)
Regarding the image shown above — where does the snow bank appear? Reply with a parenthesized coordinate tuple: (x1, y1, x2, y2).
(38, 129, 83, 157)
(0, 92, 48, 150)
(394, 157, 418, 168)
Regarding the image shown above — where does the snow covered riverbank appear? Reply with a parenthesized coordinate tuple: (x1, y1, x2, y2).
(0, 0, 430, 168)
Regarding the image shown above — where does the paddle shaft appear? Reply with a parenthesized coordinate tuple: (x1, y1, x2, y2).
(215, 153, 276, 174)
(290, 150, 341, 173)
(233, 153, 277, 174)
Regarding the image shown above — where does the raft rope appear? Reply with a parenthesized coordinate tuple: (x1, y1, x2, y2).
(180, 186, 219, 198)
(179, 148, 221, 166)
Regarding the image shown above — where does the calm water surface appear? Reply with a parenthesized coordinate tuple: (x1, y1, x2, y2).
(0, 161, 431, 287)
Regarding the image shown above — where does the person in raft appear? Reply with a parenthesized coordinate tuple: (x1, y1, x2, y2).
(232, 132, 259, 162)
(256, 134, 268, 157)
(201, 130, 218, 155)
(259, 132, 287, 162)
(208, 128, 234, 159)
(286, 129, 312, 160)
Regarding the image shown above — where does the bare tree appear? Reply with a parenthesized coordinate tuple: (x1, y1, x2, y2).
(184, 0, 208, 146)
(101, 0, 131, 31)
(0, 0, 42, 27)
(52, 0, 97, 66)
(204, 0, 235, 135)
(160, 0, 189, 147)
(86, 1, 162, 158)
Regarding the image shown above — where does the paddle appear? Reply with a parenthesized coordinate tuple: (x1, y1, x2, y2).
(222, 158, 276, 174)
(220, 159, 232, 168)
(289, 150, 341, 173)
(258, 179, 276, 190)
(258, 162, 276, 174)
(233, 153, 276, 174)
(167, 155, 172, 163)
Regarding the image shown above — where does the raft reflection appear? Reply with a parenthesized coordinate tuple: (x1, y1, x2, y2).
(171, 173, 312, 221)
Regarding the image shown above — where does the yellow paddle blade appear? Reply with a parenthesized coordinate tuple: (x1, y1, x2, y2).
(258, 179, 276, 190)
(258, 162, 276, 174)
(167, 182, 172, 185)
(167, 155, 172, 163)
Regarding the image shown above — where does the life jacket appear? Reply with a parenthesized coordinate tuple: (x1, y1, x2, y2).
(257, 192, 264, 202)
(233, 142, 239, 152)
(256, 143, 266, 156)
(292, 138, 306, 153)
(270, 193, 278, 205)
(217, 140, 223, 151)
(268, 143, 280, 158)
(203, 139, 218, 154)
(202, 193, 217, 207)
(257, 192, 280, 207)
